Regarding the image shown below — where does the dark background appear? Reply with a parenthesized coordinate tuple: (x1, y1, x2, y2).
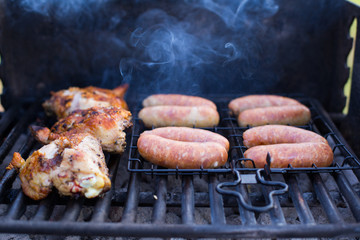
(0, 0, 359, 154)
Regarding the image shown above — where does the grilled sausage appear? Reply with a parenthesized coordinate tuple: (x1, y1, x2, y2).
(229, 95, 311, 127)
(242, 125, 333, 168)
(238, 105, 311, 127)
(139, 105, 219, 128)
(139, 94, 219, 128)
(143, 94, 217, 109)
(244, 142, 333, 168)
(229, 95, 302, 116)
(243, 125, 327, 147)
(137, 127, 229, 169)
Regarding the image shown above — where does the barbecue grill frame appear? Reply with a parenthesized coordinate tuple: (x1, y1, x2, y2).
(0, 97, 358, 238)
(1, 221, 360, 238)
(0, 0, 360, 238)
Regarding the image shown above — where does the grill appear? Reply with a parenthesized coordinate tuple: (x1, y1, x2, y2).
(1, 0, 360, 238)
(0, 96, 359, 239)
(128, 96, 360, 175)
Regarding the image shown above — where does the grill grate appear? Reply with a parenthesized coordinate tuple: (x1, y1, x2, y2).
(0, 97, 359, 238)
(128, 96, 360, 175)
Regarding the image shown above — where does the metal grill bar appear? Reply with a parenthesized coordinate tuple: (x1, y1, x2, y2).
(32, 193, 56, 221)
(15, 133, 37, 159)
(181, 176, 194, 224)
(208, 174, 226, 225)
(333, 171, 360, 222)
(107, 187, 351, 208)
(151, 176, 167, 224)
(310, 173, 344, 223)
(237, 184, 257, 225)
(4, 191, 26, 220)
(60, 198, 84, 222)
(121, 171, 140, 223)
(0, 131, 43, 221)
(0, 133, 36, 201)
(3, 221, 360, 238)
(91, 154, 120, 222)
(0, 103, 37, 163)
(0, 169, 17, 202)
(261, 184, 286, 225)
(285, 174, 315, 224)
(0, 106, 18, 137)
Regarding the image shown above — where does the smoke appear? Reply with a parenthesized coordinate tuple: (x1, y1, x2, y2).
(8, 0, 346, 104)
(120, 0, 280, 95)
(190, 0, 278, 31)
(121, 9, 225, 79)
(12, 0, 280, 95)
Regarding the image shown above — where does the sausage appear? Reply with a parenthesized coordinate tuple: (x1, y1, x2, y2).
(243, 125, 327, 148)
(137, 127, 229, 169)
(238, 105, 310, 127)
(138, 105, 220, 128)
(141, 127, 229, 151)
(238, 105, 311, 127)
(244, 142, 333, 168)
(242, 125, 333, 168)
(228, 95, 303, 116)
(143, 94, 217, 110)
(139, 94, 219, 128)
(228, 95, 311, 127)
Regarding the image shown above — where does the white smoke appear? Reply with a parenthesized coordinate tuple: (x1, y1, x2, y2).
(15, 0, 281, 94)
(119, 0, 279, 94)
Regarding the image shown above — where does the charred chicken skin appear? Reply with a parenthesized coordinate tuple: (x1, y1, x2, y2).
(43, 84, 129, 119)
(31, 107, 133, 154)
(7, 133, 111, 200)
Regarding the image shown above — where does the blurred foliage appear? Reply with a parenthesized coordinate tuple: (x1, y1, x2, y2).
(343, 15, 357, 114)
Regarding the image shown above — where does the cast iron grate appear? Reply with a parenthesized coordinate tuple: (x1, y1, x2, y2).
(128, 96, 360, 175)
(0, 98, 359, 238)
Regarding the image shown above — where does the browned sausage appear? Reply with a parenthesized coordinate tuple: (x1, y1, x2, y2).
(138, 106, 219, 128)
(141, 127, 229, 151)
(242, 125, 333, 168)
(244, 142, 333, 168)
(139, 94, 219, 128)
(243, 125, 327, 147)
(228, 95, 310, 126)
(238, 105, 311, 127)
(143, 94, 217, 109)
(137, 127, 229, 169)
(228, 95, 303, 116)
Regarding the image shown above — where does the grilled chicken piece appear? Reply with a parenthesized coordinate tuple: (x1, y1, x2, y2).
(43, 84, 129, 119)
(7, 133, 111, 200)
(31, 107, 132, 154)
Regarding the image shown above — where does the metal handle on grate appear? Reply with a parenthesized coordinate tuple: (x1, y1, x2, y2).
(216, 159, 288, 213)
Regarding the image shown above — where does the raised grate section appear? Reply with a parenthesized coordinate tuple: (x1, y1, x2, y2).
(128, 96, 360, 175)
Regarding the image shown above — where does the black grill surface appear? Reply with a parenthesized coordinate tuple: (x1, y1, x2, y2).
(0, 96, 359, 238)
